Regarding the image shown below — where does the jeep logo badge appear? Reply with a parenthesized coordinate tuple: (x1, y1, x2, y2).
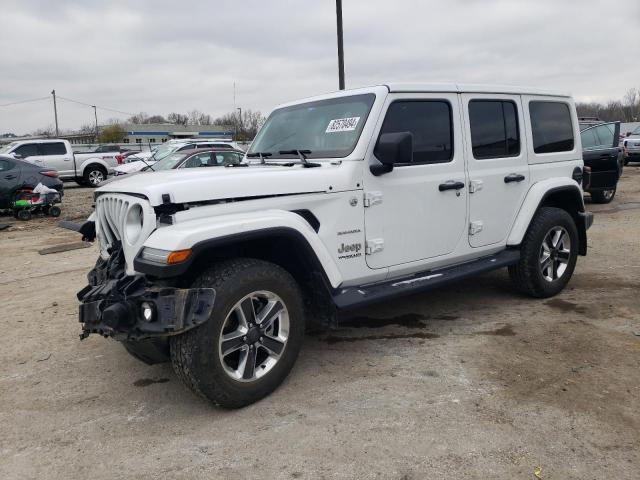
(338, 242, 362, 254)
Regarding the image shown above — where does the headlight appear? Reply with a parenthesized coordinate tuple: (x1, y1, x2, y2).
(139, 247, 192, 264)
(124, 204, 143, 245)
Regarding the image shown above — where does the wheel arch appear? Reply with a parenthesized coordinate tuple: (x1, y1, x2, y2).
(79, 159, 109, 176)
(508, 180, 588, 255)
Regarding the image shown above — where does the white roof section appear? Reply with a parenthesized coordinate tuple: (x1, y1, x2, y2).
(384, 83, 571, 97)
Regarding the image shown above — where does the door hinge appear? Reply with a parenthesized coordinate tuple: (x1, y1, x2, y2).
(363, 191, 383, 207)
(365, 238, 384, 255)
(469, 221, 483, 235)
(469, 180, 483, 193)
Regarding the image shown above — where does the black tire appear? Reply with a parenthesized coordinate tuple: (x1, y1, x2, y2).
(83, 165, 107, 187)
(17, 209, 31, 221)
(48, 205, 61, 217)
(170, 258, 305, 408)
(508, 207, 579, 298)
(591, 187, 616, 204)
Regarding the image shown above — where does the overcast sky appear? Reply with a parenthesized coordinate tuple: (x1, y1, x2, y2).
(1, 0, 638, 134)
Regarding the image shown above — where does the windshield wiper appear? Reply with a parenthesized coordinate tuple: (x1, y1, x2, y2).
(246, 152, 272, 164)
(278, 150, 321, 168)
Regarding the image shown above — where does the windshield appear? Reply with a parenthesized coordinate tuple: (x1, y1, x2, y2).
(0, 142, 18, 154)
(249, 93, 376, 159)
(151, 143, 183, 161)
(147, 153, 185, 171)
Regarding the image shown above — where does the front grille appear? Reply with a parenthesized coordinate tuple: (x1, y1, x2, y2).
(95, 194, 131, 249)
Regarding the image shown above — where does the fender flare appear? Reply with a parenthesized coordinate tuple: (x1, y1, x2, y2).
(135, 209, 343, 288)
(507, 178, 585, 247)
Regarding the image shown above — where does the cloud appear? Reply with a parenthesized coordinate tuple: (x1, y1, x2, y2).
(1, 0, 638, 134)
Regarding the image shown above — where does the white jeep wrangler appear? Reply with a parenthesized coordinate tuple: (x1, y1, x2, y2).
(75, 84, 593, 408)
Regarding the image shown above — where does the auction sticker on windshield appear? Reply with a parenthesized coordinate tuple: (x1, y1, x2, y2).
(326, 117, 360, 133)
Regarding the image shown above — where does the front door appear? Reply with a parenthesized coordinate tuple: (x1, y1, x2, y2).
(364, 93, 468, 269)
(39, 141, 74, 177)
(461, 94, 530, 248)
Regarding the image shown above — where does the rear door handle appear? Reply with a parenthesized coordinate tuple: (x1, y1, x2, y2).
(439, 180, 465, 191)
(4, 174, 17, 180)
(504, 173, 525, 183)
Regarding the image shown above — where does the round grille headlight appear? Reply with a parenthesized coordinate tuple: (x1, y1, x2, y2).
(125, 204, 144, 245)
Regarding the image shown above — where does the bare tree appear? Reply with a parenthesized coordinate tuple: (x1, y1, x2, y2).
(168, 112, 189, 125)
(214, 109, 265, 140)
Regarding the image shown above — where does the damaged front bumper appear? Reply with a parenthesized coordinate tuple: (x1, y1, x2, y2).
(77, 248, 215, 341)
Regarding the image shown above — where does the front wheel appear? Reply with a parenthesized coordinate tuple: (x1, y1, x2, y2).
(509, 207, 579, 298)
(170, 259, 305, 408)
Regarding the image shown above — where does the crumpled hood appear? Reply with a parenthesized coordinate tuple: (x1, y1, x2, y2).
(96, 161, 360, 206)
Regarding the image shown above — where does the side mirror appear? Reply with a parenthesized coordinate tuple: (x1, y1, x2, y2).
(371, 131, 413, 176)
(12, 153, 24, 159)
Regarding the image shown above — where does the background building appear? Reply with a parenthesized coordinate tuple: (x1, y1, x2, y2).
(121, 123, 234, 145)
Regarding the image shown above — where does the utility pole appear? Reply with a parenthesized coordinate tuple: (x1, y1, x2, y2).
(336, 0, 345, 90)
(236, 107, 242, 140)
(92, 105, 98, 142)
(51, 89, 59, 136)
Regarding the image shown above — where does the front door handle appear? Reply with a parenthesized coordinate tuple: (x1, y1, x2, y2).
(439, 180, 465, 191)
(504, 173, 525, 183)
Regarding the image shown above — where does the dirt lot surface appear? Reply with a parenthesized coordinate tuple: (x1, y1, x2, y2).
(1, 171, 639, 480)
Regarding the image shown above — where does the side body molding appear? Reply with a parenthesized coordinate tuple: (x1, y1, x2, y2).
(507, 178, 584, 247)
(140, 209, 343, 288)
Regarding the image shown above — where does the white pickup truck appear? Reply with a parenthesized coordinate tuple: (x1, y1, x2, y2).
(0, 139, 123, 186)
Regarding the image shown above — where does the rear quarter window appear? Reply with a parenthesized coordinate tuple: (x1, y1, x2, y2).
(529, 101, 574, 154)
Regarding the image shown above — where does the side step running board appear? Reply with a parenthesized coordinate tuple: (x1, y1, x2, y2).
(333, 249, 520, 310)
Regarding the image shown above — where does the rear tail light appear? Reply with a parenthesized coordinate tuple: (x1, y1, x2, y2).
(115, 154, 124, 165)
(40, 170, 59, 178)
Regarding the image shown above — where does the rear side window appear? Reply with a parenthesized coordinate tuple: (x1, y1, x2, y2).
(13, 143, 39, 157)
(529, 101, 574, 153)
(378, 100, 453, 164)
(469, 100, 520, 159)
(40, 142, 67, 155)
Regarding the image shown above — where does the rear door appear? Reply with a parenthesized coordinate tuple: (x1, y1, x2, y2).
(39, 141, 74, 176)
(461, 94, 530, 247)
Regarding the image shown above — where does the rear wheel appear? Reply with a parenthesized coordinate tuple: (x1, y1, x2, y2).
(170, 258, 305, 408)
(83, 166, 106, 187)
(48, 205, 61, 217)
(509, 207, 579, 298)
(591, 187, 616, 204)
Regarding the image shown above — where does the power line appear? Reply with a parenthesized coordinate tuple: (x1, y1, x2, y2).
(57, 95, 135, 116)
(0, 96, 49, 108)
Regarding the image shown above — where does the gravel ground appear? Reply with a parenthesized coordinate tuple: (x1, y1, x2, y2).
(0, 171, 639, 480)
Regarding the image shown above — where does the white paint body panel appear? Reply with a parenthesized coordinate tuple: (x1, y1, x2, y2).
(89, 84, 586, 289)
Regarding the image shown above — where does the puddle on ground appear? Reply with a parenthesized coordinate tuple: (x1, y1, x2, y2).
(133, 378, 170, 387)
(323, 332, 440, 344)
(478, 324, 516, 336)
(339, 313, 428, 329)
(545, 298, 588, 314)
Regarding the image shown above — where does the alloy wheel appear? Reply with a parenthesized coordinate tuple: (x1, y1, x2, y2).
(218, 291, 289, 382)
(88, 170, 104, 186)
(539, 226, 571, 282)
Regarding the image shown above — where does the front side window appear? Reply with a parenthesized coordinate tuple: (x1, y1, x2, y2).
(529, 101, 574, 153)
(0, 159, 14, 171)
(469, 100, 520, 159)
(181, 153, 213, 168)
(377, 100, 453, 164)
(13, 143, 39, 157)
(40, 142, 67, 155)
(214, 151, 242, 165)
(249, 93, 376, 159)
